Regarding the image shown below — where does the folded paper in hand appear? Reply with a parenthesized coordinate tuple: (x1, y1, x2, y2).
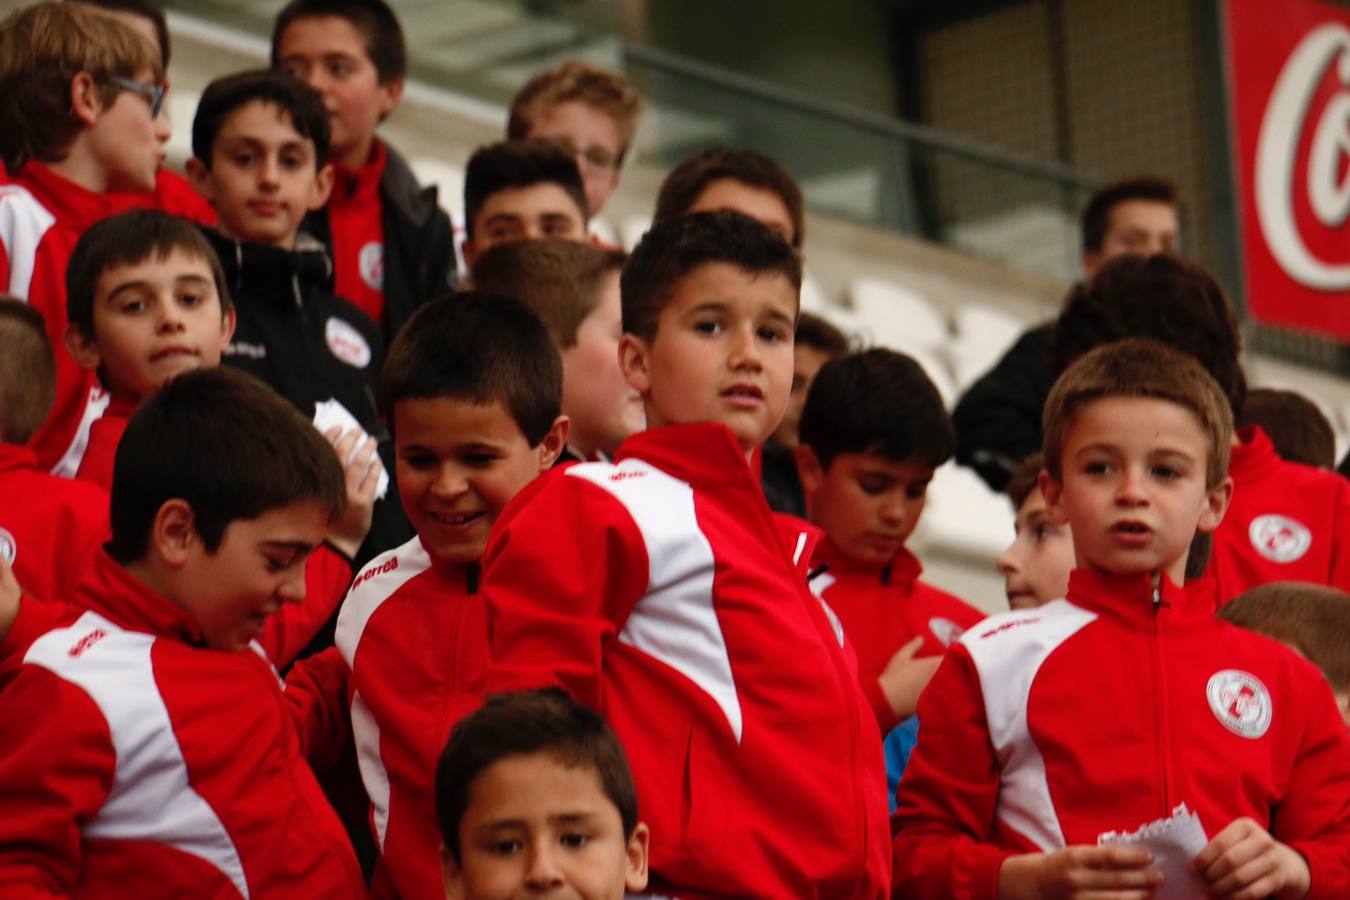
(313, 398, 389, 500)
(1098, 803, 1208, 900)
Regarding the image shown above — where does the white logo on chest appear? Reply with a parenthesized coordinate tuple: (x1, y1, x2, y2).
(0, 527, 16, 565)
(358, 241, 384, 290)
(1206, 670, 1272, 738)
(325, 317, 372, 369)
(928, 616, 964, 647)
(1248, 514, 1312, 562)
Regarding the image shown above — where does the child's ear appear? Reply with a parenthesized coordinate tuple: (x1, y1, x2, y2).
(377, 76, 405, 120)
(63, 324, 102, 372)
(1038, 468, 1069, 525)
(185, 157, 217, 203)
(536, 414, 570, 471)
(151, 499, 199, 567)
(1196, 474, 1233, 534)
(309, 163, 334, 211)
(617, 333, 652, 397)
(218, 305, 238, 348)
(795, 444, 825, 494)
(624, 822, 651, 893)
(69, 71, 102, 126)
(438, 844, 464, 900)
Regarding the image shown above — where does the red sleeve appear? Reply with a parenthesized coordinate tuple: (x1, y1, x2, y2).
(283, 646, 349, 772)
(1328, 478, 1350, 594)
(258, 546, 353, 669)
(482, 473, 649, 708)
(1271, 675, 1350, 899)
(0, 666, 116, 897)
(892, 645, 1015, 900)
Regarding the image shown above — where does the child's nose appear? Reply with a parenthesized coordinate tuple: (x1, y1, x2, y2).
(430, 467, 467, 499)
(278, 570, 307, 605)
(1115, 467, 1148, 504)
(522, 844, 565, 888)
(727, 325, 762, 368)
(995, 544, 1019, 575)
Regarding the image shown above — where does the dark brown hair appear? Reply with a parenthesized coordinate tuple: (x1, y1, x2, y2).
(108, 367, 346, 562)
(271, 0, 406, 84)
(0, 298, 56, 444)
(1236, 387, 1336, 470)
(1081, 175, 1177, 253)
(193, 69, 331, 168)
(653, 147, 805, 249)
(463, 141, 588, 239)
(1005, 451, 1045, 511)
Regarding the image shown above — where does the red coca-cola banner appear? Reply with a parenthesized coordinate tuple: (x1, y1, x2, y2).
(1225, 0, 1350, 341)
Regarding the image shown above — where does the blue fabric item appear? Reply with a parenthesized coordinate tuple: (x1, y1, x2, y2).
(884, 715, 920, 813)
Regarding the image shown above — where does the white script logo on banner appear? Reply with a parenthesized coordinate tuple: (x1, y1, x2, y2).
(1254, 23, 1350, 290)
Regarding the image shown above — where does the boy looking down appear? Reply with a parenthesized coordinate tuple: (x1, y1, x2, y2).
(482, 211, 890, 897)
(893, 339, 1350, 900)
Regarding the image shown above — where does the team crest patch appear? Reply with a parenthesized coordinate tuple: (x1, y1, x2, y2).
(928, 616, 965, 647)
(358, 241, 384, 290)
(1248, 514, 1311, 563)
(1206, 669, 1272, 738)
(325, 317, 372, 369)
(0, 527, 15, 565)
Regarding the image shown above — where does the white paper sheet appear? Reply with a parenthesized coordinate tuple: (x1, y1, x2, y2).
(1098, 803, 1209, 900)
(312, 398, 389, 500)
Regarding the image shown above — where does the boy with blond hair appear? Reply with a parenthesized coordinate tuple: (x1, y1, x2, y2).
(508, 59, 644, 218)
(482, 211, 890, 897)
(894, 339, 1350, 899)
(0, 1, 169, 475)
(333, 292, 567, 899)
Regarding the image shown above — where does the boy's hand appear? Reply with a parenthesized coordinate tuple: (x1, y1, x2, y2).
(877, 636, 942, 720)
(0, 553, 19, 644)
(323, 427, 383, 559)
(1193, 817, 1310, 900)
(998, 846, 1161, 900)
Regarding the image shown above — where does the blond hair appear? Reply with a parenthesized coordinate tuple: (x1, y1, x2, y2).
(0, 1, 162, 171)
(508, 60, 644, 161)
(1042, 338, 1233, 487)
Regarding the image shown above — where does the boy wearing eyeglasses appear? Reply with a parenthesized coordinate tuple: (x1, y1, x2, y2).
(0, 1, 170, 476)
(508, 59, 644, 219)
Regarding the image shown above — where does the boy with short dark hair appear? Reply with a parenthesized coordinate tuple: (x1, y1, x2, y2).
(482, 211, 890, 897)
(435, 688, 650, 899)
(1219, 582, 1350, 728)
(0, 366, 367, 898)
(0, 1, 169, 475)
(1050, 253, 1350, 599)
(470, 238, 641, 462)
(0, 297, 109, 605)
(508, 59, 644, 218)
(796, 348, 985, 732)
(63, 209, 235, 491)
(272, 0, 456, 340)
(995, 451, 1074, 611)
(894, 339, 1350, 900)
(188, 69, 406, 567)
(652, 146, 804, 249)
(334, 292, 567, 900)
(461, 140, 590, 269)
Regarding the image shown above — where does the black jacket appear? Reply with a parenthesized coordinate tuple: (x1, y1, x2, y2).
(206, 227, 414, 565)
(951, 321, 1056, 492)
(303, 142, 457, 344)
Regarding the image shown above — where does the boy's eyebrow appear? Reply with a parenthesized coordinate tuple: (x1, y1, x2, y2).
(220, 134, 314, 155)
(259, 539, 318, 556)
(476, 811, 603, 832)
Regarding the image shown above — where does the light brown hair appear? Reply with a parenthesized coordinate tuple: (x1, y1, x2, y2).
(1005, 451, 1045, 511)
(0, 1, 162, 171)
(1042, 338, 1233, 487)
(1219, 583, 1350, 692)
(469, 239, 625, 349)
(508, 60, 644, 162)
(0, 298, 56, 444)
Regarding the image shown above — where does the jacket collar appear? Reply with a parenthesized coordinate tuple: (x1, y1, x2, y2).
(1065, 567, 1219, 629)
(202, 227, 331, 306)
(380, 142, 439, 226)
(615, 423, 757, 489)
(0, 442, 38, 475)
(13, 162, 117, 232)
(332, 139, 386, 205)
(74, 548, 208, 645)
(1228, 426, 1277, 480)
(812, 538, 923, 589)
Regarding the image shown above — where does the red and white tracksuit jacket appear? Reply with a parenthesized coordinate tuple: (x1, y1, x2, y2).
(810, 541, 987, 732)
(892, 568, 1350, 900)
(334, 536, 488, 900)
(0, 163, 115, 475)
(73, 394, 135, 494)
(0, 549, 366, 899)
(484, 423, 892, 899)
(1207, 426, 1350, 601)
(0, 442, 107, 604)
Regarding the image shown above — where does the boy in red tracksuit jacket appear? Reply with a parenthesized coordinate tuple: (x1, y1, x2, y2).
(1208, 424, 1350, 599)
(0, 300, 107, 604)
(893, 340, 1350, 900)
(483, 212, 891, 898)
(797, 348, 986, 733)
(0, 367, 366, 899)
(0, 3, 171, 475)
(333, 292, 567, 900)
